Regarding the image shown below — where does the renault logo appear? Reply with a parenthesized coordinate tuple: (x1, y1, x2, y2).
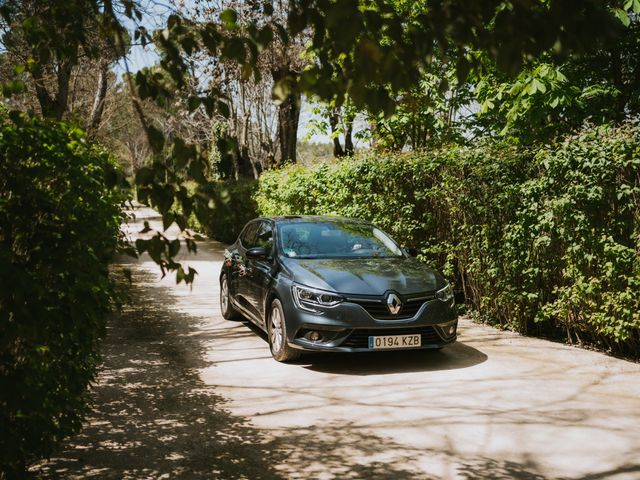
(386, 293, 402, 315)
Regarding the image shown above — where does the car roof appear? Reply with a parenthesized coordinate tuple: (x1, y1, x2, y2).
(259, 215, 371, 225)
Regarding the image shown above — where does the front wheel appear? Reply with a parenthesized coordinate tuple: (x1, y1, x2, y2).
(220, 273, 241, 320)
(268, 299, 301, 362)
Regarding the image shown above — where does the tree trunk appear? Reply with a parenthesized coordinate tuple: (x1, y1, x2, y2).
(31, 66, 56, 118)
(276, 94, 300, 164)
(273, 67, 300, 165)
(370, 121, 380, 149)
(30, 60, 73, 121)
(610, 48, 626, 120)
(87, 61, 109, 131)
(53, 59, 73, 119)
(239, 144, 252, 177)
(236, 113, 254, 178)
(329, 109, 344, 157)
(344, 118, 354, 156)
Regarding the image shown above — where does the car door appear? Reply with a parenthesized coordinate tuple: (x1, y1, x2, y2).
(244, 220, 276, 325)
(230, 220, 260, 311)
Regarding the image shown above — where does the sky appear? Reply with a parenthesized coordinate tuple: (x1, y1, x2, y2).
(112, 0, 166, 77)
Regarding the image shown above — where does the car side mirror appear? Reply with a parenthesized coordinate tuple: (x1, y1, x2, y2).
(246, 246, 267, 259)
(403, 247, 418, 257)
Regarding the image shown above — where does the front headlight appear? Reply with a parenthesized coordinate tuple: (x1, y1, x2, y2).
(436, 283, 454, 303)
(292, 284, 343, 313)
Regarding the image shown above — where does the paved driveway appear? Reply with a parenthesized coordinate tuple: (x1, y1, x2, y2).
(145, 207, 640, 479)
(36, 207, 640, 479)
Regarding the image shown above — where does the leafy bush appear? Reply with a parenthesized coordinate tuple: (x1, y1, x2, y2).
(256, 123, 640, 356)
(195, 179, 258, 244)
(502, 124, 640, 351)
(0, 117, 124, 475)
(257, 143, 532, 276)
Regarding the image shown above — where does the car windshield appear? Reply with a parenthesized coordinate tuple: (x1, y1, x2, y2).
(277, 221, 404, 259)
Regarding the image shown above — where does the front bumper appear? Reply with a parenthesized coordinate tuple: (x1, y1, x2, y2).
(281, 294, 458, 353)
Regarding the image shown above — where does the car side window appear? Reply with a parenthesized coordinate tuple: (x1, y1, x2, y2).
(239, 221, 259, 248)
(253, 221, 274, 254)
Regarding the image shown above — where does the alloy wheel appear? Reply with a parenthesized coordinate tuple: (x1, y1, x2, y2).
(270, 304, 283, 352)
(221, 276, 229, 314)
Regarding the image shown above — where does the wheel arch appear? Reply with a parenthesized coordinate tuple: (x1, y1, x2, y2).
(219, 264, 229, 282)
(263, 289, 282, 328)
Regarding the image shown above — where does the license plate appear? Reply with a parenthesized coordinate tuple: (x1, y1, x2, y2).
(368, 334, 421, 350)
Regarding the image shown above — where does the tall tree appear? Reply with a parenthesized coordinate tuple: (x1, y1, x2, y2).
(172, 0, 306, 170)
(473, 11, 640, 143)
(0, 0, 126, 122)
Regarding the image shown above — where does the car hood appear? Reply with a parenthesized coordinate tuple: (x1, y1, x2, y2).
(281, 257, 444, 296)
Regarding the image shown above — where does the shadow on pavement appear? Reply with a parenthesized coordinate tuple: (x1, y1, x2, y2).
(262, 426, 640, 480)
(235, 318, 488, 375)
(32, 268, 488, 479)
(30, 264, 640, 480)
(300, 342, 487, 375)
(31, 270, 280, 479)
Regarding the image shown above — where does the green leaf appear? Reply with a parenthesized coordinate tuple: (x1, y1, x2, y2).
(200, 26, 220, 53)
(146, 125, 165, 153)
(135, 166, 154, 186)
(533, 78, 546, 94)
(272, 79, 291, 104)
(241, 63, 252, 81)
(220, 9, 238, 29)
(162, 212, 175, 231)
(175, 214, 188, 231)
(185, 267, 198, 283)
(217, 100, 230, 119)
(455, 57, 471, 84)
(624, 0, 640, 13)
(257, 25, 273, 48)
(201, 97, 215, 116)
(176, 266, 185, 283)
(187, 96, 201, 112)
(613, 8, 630, 27)
(188, 158, 207, 184)
(221, 38, 246, 61)
(136, 238, 149, 254)
(169, 239, 181, 257)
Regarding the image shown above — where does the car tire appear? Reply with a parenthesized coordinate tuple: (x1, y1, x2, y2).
(268, 298, 301, 362)
(220, 273, 241, 320)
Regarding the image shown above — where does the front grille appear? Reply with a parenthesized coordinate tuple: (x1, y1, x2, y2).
(341, 326, 441, 349)
(351, 297, 430, 319)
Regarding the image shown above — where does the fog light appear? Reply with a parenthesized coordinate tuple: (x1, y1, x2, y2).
(436, 320, 457, 338)
(306, 330, 323, 342)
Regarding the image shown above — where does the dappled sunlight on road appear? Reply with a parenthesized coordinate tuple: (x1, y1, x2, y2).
(33, 207, 640, 479)
(141, 214, 640, 479)
(32, 269, 282, 479)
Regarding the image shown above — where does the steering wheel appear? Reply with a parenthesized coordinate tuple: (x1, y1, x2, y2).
(297, 244, 311, 255)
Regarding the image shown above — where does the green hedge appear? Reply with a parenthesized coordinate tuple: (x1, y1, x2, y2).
(256, 123, 640, 356)
(0, 117, 124, 475)
(195, 179, 258, 244)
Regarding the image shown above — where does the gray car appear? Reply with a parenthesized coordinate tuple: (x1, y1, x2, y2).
(220, 216, 458, 362)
